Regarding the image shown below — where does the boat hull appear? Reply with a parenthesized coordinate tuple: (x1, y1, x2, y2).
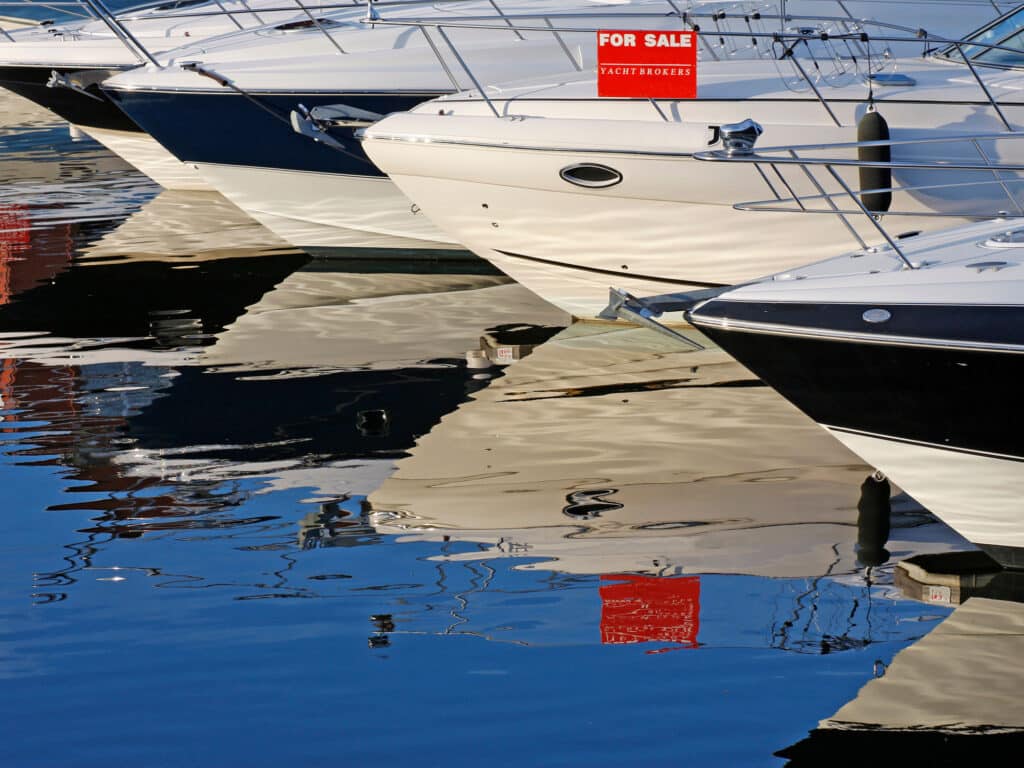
(0, 64, 135, 130)
(362, 102, 1017, 316)
(103, 86, 463, 250)
(689, 304, 1024, 566)
(192, 162, 466, 256)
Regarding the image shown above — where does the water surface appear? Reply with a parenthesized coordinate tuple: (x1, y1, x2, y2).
(0, 89, 988, 768)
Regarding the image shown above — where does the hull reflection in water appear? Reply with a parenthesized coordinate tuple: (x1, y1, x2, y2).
(370, 325, 966, 577)
(364, 325, 971, 650)
(778, 590, 1024, 764)
(0, 189, 568, 600)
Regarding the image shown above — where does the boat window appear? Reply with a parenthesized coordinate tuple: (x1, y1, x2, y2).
(273, 17, 342, 32)
(940, 5, 1024, 68)
(559, 163, 623, 188)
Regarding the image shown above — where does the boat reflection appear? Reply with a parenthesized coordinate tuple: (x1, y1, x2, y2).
(0, 89, 156, 229)
(369, 326, 965, 576)
(0, 189, 567, 602)
(362, 326, 970, 649)
(778, 571, 1024, 764)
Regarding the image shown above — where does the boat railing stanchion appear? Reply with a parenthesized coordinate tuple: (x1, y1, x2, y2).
(789, 147, 870, 250)
(541, 16, 583, 72)
(291, 0, 347, 54)
(486, 0, 523, 41)
(780, 32, 842, 127)
(648, 99, 670, 122)
(971, 137, 1024, 216)
(78, 0, 161, 66)
(415, 23, 463, 94)
(823, 163, 915, 268)
(209, 0, 246, 31)
(435, 25, 501, 118)
(233, 0, 265, 27)
(952, 40, 1012, 131)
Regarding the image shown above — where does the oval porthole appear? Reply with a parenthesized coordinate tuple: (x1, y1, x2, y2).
(862, 308, 892, 324)
(559, 163, 622, 189)
(274, 17, 341, 31)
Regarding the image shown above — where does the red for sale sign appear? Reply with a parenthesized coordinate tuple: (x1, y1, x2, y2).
(597, 30, 698, 99)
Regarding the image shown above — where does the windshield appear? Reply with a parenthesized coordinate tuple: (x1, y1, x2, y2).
(941, 4, 1024, 69)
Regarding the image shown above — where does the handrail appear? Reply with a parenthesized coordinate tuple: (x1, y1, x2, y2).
(693, 128, 1024, 268)
(19, 0, 1024, 134)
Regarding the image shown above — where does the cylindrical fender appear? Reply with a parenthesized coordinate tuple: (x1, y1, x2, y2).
(857, 109, 892, 213)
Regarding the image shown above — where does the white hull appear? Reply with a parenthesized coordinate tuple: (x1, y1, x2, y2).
(361, 50, 1024, 316)
(828, 428, 1024, 553)
(367, 114, 997, 316)
(193, 163, 469, 256)
(78, 125, 213, 191)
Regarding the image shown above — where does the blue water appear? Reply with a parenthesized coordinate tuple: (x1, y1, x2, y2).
(0, 90, 975, 767)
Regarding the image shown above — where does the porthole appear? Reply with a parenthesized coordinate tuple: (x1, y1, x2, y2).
(559, 163, 622, 189)
(274, 18, 341, 31)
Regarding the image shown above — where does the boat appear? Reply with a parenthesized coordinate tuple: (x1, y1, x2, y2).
(92, 0, 1008, 256)
(96, 0, 719, 256)
(634, 127, 1024, 569)
(0, 0, 337, 189)
(359, 2, 1024, 316)
(685, 216, 1024, 569)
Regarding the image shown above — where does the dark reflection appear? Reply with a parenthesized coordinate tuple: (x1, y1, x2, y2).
(0, 249, 310, 342)
(856, 472, 892, 568)
(562, 488, 623, 520)
(0, 177, 568, 603)
(896, 550, 1024, 606)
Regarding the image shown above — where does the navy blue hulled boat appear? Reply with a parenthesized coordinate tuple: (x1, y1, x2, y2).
(0, 0, 329, 188)
(685, 218, 1024, 568)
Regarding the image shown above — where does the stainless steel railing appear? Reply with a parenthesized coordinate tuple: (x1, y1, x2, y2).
(693, 126, 1024, 268)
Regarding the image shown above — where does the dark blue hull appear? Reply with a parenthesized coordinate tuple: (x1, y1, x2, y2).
(102, 87, 444, 175)
(0, 65, 138, 131)
(688, 300, 1024, 460)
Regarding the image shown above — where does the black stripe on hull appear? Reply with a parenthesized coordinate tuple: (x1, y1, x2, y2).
(0, 65, 139, 131)
(692, 300, 1024, 348)
(689, 316, 1024, 460)
(103, 88, 446, 175)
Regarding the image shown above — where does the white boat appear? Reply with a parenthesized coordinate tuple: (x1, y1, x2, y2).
(91, 0, 1010, 255)
(97, 0, 718, 254)
(360, 3, 1024, 315)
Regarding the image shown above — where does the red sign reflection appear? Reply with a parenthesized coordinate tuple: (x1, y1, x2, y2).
(600, 574, 700, 648)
